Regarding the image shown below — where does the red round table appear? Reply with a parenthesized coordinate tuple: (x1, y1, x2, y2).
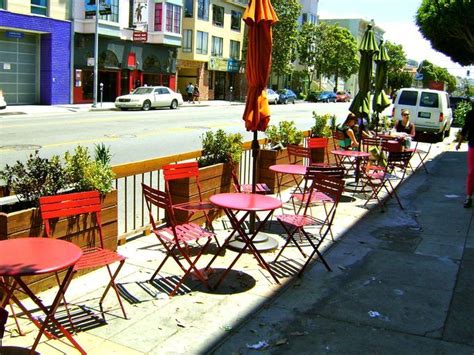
(269, 164, 307, 197)
(209, 193, 282, 288)
(0, 238, 85, 354)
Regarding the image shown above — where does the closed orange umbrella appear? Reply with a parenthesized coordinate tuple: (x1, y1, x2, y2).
(242, 0, 278, 132)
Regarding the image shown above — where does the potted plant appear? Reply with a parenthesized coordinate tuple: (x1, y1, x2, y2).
(168, 129, 243, 225)
(309, 112, 334, 164)
(0, 144, 117, 294)
(259, 121, 304, 193)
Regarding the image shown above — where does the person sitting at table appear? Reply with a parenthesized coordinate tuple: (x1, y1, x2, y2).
(355, 118, 375, 140)
(394, 109, 416, 148)
(337, 113, 359, 150)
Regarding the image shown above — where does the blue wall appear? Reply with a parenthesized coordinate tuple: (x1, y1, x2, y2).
(0, 12, 71, 104)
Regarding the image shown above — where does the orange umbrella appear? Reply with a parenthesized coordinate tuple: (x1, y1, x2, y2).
(242, 0, 278, 132)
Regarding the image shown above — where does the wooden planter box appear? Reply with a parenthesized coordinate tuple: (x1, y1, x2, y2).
(258, 148, 303, 193)
(167, 162, 233, 225)
(0, 190, 118, 296)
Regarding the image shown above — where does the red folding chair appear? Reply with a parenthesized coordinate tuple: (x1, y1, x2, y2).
(307, 137, 331, 166)
(407, 140, 431, 174)
(274, 174, 345, 276)
(287, 144, 311, 165)
(362, 150, 413, 212)
(230, 160, 271, 194)
(163, 162, 218, 235)
(142, 183, 214, 297)
(40, 191, 127, 320)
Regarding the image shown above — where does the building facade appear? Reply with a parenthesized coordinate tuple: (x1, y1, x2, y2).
(0, 1, 71, 105)
(178, 0, 246, 101)
(72, 0, 181, 104)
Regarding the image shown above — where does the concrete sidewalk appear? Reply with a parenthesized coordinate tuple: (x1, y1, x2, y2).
(1, 138, 473, 354)
(0, 100, 244, 117)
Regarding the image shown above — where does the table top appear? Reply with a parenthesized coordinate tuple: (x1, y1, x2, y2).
(269, 164, 307, 175)
(331, 150, 370, 158)
(0, 238, 83, 277)
(210, 193, 282, 211)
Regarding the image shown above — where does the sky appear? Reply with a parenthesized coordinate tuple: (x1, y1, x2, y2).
(318, 0, 472, 79)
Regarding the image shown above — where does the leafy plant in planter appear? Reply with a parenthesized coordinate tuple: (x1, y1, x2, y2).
(265, 121, 304, 149)
(197, 129, 243, 167)
(310, 111, 333, 138)
(0, 144, 115, 212)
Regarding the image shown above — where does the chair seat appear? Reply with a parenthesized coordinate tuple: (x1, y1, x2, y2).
(277, 214, 320, 228)
(173, 200, 215, 212)
(156, 223, 214, 244)
(74, 247, 126, 271)
(239, 183, 271, 194)
(292, 191, 334, 203)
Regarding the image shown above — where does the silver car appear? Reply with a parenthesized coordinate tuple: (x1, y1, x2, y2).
(0, 91, 6, 110)
(115, 86, 183, 111)
(266, 88, 279, 105)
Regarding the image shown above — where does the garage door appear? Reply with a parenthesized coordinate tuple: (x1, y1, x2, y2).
(0, 30, 38, 105)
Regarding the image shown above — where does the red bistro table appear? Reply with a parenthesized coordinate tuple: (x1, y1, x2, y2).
(269, 164, 307, 198)
(208, 193, 283, 289)
(0, 238, 85, 354)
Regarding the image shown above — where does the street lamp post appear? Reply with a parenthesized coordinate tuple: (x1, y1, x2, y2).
(92, 1, 100, 108)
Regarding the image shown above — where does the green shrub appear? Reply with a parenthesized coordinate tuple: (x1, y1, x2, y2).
(453, 101, 473, 127)
(265, 121, 304, 148)
(310, 112, 333, 138)
(198, 129, 243, 167)
(306, 90, 322, 102)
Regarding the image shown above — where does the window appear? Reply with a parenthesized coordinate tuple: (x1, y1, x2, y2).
(230, 40, 240, 60)
(0, 0, 5, 9)
(183, 29, 193, 52)
(184, 0, 193, 17)
(166, 4, 181, 33)
(155, 3, 163, 31)
(420, 92, 439, 108)
(398, 90, 418, 106)
(31, 0, 47, 16)
(197, 0, 209, 20)
(212, 5, 224, 27)
(302, 13, 307, 24)
(231, 11, 241, 31)
(99, 0, 119, 22)
(211, 36, 223, 57)
(196, 31, 208, 54)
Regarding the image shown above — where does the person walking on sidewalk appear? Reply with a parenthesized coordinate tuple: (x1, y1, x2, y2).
(186, 83, 194, 103)
(192, 84, 200, 104)
(456, 108, 474, 208)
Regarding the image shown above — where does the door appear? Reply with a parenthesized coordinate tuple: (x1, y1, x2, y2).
(214, 72, 226, 100)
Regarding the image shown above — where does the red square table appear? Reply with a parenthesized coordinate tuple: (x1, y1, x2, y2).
(0, 238, 85, 354)
(207, 193, 283, 289)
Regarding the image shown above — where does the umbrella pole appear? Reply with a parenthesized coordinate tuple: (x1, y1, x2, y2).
(375, 111, 380, 136)
(249, 131, 259, 232)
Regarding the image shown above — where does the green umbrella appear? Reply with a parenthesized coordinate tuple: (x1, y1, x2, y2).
(349, 24, 379, 119)
(373, 39, 391, 116)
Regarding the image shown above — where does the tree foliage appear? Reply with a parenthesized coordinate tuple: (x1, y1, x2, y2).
(297, 22, 327, 91)
(271, 0, 301, 77)
(384, 41, 410, 92)
(420, 60, 457, 93)
(323, 24, 359, 89)
(416, 0, 474, 66)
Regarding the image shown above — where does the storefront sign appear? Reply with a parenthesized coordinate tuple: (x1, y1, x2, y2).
(5, 31, 24, 39)
(133, 31, 148, 42)
(133, 0, 148, 32)
(208, 57, 228, 72)
(227, 59, 240, 73)
(85, 0, 112, 16)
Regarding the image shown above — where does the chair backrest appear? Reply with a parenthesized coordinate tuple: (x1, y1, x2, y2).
(361, 137, 383, 152)
(331, 130, 349, 150)
(163, 161, 203, 202)
(142, 183, 177, 229)
(301, 165, 345, 195)
(382, 140, 403, 153)
(304, 174, 345, 221)
(287, 144, 311, 164)
(387, 151, 413, 168)
(307, 137, 330, 164)
(229, 160, 242, 193)
(39, 191, 104, 248)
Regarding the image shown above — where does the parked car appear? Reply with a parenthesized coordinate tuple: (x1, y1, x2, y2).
(317, 91, 337, 103)
(393, 88, 453, 140)
(278, 89, 297, 104)
(115, 86, 183, 111)
(0, 90, 6, 110)
(266, 88, 279, 104)
(336, 91, 351, 102)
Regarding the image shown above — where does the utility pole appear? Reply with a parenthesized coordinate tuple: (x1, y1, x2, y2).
(92, 1, 100, 108)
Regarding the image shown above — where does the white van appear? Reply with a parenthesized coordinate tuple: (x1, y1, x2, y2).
(393, 88, 452, 139)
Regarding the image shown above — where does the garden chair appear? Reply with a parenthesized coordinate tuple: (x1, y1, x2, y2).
(274, 174, 345, 276)
(39, 191, 127, 320)
(407, 140, 431, 174)
(142, 183, 214, 297)
(229, 159, 271, 194)
(362, 150, 413, 212)
(287, 144, 311, 165)
(307, 137, 331, 166)
(162, 162, 218, 238)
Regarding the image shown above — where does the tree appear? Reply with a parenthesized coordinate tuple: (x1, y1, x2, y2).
(323, 24, 358, 90)
(271, 0, 301, 81)
(416, 0, 474, 66)
(420, 60, 457, 93)
(384, 41, 409, 92)
(297, 22, 326, 92)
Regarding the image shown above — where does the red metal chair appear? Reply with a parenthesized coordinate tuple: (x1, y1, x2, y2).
(274, 174, 345, 276)
(142, 183, 214, 297)
(163, 162, 217, 232)
(40, 191, 127, 320)
(287, 144, 311, 165)
(0, 306, 7, 345)
(307, 137, 331, 166)
(230, 160, 271, 194)
(362, 150, 413, 212)
(407, 140, 431, 174)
